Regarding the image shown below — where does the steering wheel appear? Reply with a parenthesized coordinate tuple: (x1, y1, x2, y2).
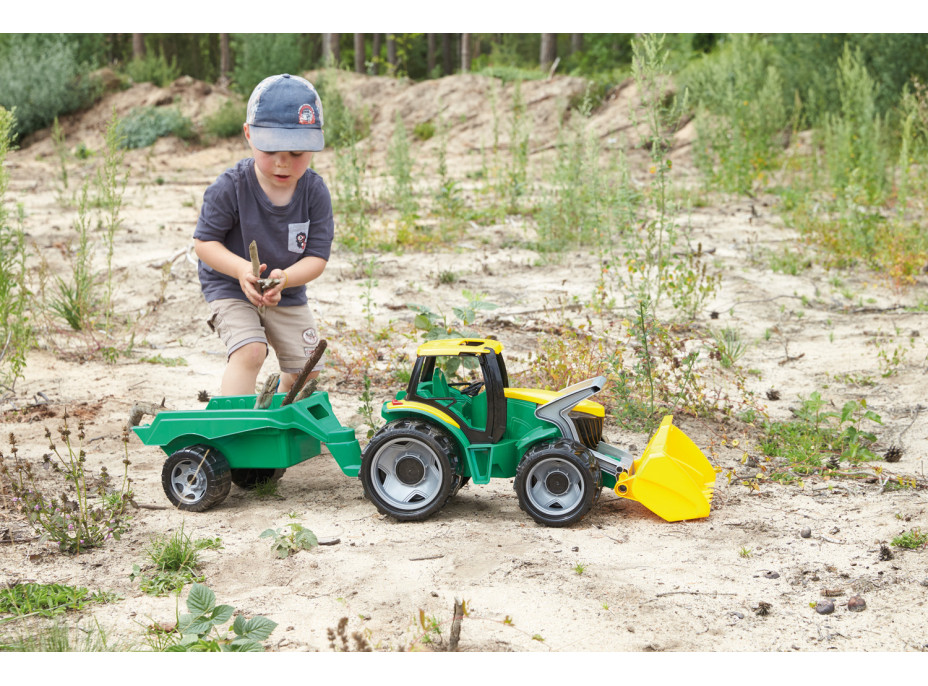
(449, 380, 485, 397)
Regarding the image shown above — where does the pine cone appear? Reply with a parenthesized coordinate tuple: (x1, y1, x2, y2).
(884, 445, 903, 463)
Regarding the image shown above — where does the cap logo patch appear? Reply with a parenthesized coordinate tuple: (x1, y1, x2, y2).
(298, 104, 316, 125)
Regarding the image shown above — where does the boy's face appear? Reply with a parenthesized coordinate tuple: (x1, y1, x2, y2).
(244, 123, 313, 193)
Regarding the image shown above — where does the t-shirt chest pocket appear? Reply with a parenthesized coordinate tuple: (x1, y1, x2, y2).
(288, 221, 310, 253)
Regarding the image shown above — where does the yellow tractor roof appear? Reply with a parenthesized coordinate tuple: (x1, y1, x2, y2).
(416, 338, 503, 357)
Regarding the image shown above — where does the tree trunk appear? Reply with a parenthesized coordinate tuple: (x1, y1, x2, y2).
(570, 33, 583, 54)
(540, 33, 557, 71)
(371, 33, 382, 74)
(427, 33, 436, 74)
(386, 34, 397, 75)
(322, 33, 340, 67)
(219, 33, 231, 84)
(442, 33, 453, 75)
(354, 33, 365, 73)
(461, 33, 471, 73)
(132, 33, 145, 60)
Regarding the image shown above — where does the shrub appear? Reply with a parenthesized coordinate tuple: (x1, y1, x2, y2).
(203, 98, 246, 139)
(230, 33, 304, 96)
(117, 106, 194, 149)
(314, 72, 371, 148)
(0, 34, 101, 141)
(125, 51, 180, 87)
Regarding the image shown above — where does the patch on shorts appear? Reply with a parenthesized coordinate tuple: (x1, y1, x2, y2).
(302, 327, 319, 348)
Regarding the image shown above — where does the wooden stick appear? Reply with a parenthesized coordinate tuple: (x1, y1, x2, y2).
(254, 373, 280, 409)
(281, 339, 327, 406)
(248, 240, 261, 277)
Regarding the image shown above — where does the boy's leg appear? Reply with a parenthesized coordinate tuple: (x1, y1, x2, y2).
(206, 298, 269, 395)
(222, 342, 268, 395)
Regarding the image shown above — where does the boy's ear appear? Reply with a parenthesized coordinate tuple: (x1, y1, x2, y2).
(243, 123, 251, 141)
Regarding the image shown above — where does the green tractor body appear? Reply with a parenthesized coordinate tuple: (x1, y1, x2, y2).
(361, 338, 716, 527)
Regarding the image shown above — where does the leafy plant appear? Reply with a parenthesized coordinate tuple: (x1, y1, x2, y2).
(0, 583, 117, 619)
(358, 373, 382, 439)
(408, 290, 498, 343)
(96, 108, 128, 333)
(1, 414, 135, 554)
(260, 522, 318, 559)
(891, 528, 927, 549)
(153, 583, 277, 652)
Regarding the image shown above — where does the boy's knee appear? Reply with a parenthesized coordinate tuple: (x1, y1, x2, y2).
(230, 342, 267, 370)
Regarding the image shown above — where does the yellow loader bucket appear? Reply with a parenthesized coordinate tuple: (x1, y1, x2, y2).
(614, 416, 715, 522)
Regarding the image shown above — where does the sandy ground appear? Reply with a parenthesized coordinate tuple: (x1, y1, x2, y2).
(1, 72, 927, 657)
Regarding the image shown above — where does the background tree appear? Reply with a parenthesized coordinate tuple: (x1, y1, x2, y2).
(354, 33, 365, 73)
(219, 33, 231, 85)
(461, 33, 471, 73)
(386, 34, 397, 75)
(132, 33, 145, 60)
(540, 33, 557, 71)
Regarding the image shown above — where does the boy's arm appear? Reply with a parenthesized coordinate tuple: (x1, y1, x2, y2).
(194, 238, 266, 307)
(263, 256, 327, 306)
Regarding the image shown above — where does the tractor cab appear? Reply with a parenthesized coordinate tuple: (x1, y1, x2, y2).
(401, 338, 509, 445)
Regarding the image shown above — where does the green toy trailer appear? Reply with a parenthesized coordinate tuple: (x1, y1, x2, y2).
(132, 390, 361, 511)
(360, 338, 716, 527)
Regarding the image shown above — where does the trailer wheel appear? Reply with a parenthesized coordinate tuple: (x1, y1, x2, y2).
(162, 445, 232, 512)
(514, 439, 600, 527)
(230, 468, 286, 490)
(360, 419, 458, 521)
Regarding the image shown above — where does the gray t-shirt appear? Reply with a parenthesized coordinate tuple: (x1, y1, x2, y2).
(193, 158, 334, 306)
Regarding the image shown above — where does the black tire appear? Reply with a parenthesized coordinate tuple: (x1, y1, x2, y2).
(514, 439, 601, 527)
(360, 419, 459, 521)
(161, 445, 232, 512)
(451, 475, 471, 496)
(230, 468, 286, 490)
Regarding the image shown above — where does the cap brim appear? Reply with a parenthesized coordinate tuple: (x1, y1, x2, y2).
(249, 126, 324, 152)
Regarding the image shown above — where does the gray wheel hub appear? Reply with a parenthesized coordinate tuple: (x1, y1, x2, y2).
(526, 458, 585, 514)
(370, 438, 443, 510)
(169, 458, 206, 504)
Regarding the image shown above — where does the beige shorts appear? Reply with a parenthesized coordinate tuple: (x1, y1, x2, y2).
(206, 298, 324, 374)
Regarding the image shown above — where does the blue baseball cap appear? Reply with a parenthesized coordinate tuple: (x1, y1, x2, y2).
(246, 74, 325, 152)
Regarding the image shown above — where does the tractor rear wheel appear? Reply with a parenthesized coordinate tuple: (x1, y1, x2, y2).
(162, 445, 232, 512)
(230, 468, 286, 490)
(360, 419, 458, 521)
(514, 439, 600, 527)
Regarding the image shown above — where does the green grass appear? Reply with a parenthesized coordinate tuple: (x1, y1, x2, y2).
(131, 526, 222, 596)
(0, 583, 118, 619)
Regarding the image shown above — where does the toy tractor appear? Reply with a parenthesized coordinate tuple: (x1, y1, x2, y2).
(360, 338, 716, 527)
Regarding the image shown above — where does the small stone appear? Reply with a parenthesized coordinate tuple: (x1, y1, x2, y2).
(847, 595, 866, 612)
(753, 601, 772, 616)
(815, 600, 835, 615)
(800, 526, 811, 538)
(571, 546, 579, 552)
(764, 571, 780, 579)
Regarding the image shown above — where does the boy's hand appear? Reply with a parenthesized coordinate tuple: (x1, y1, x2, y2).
(238, 261, 266, 306)
(259, 268, 287, 307)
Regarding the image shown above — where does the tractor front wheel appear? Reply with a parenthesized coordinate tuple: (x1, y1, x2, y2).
(360, 419, 458, 521)
(162, 445, 232, 512)
(514, 439, 600, 527)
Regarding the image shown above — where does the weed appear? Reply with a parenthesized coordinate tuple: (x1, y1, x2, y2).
(413, 121, 435, 141)
(573, 562, 587, 575)
(147, 583, 276, 652)
(891, 528, 927, 550)
(358, 373, 382, 439)
(0, 583, 118, 619)
(131, 525, 221, 596)
(139, 354, 188, 367)
(96, 109, 129, 333)
(1, 415, 135, 553)
(125, 50, 180, 87)
(252, 478, 281, 499)
(327, 616, 373, 652)
(0, 107, 33, 388)
(760, 391, 881, 476)
(408, 290, 498, 344)
(739, 547, 752, 558)
(387, 111, 417, 219)
(711, 327, 748, 369)
(260, 522, 318, 558)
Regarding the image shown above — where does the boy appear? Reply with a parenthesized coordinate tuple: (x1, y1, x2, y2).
(194, 73, 332, 396)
